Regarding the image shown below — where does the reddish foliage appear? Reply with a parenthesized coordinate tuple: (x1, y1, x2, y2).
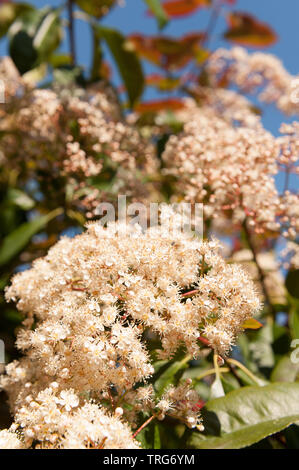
(224, 11, 277, 47)
(161, 0, 211, 18)
(146, 74, 181, 91)
(129, 32, 205, 70)
(135, 98, 186, 113)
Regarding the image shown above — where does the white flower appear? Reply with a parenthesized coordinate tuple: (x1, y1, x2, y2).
(56, 390, 79, 411)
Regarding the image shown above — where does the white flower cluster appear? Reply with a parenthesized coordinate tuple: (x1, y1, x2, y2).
(0, 386, 139, 449)
(162, 107, 299, 238)
(0, 58, 159, 216)
(0, 219, 260, 448)
(208, 47, 299, 115)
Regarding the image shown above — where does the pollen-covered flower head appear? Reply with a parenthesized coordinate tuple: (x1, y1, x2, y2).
(162, 107, 298, 239)
(0, 387, 139, 449)
(2, 217, 260, 410)
(0, 66, 159, 216)
(207, 47, 299, 115)
(0, 211, 262, 448)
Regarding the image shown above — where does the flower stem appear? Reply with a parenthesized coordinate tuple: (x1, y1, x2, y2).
(132, 415, 156, 439)
(213, 353, 221, 382)
(195, 367, 230, 382)
(181, 289, 199, 298)
(108, 388, 116, 411)
(226, 358, 262, 386)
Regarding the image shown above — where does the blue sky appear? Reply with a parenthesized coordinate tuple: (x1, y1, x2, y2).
(1, 0, 298, 139)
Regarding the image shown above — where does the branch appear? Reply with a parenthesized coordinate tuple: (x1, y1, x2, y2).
(243, 219, 275, 315)
(202, 0, 222, 49)
(132, 415, 156, 439)
(67, 0, 76, 66)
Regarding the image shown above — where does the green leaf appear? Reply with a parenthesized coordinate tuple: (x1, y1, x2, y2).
(144, 0, 169, 29)
(154, 422, 161, 449)
(135, 418, 158, 449)
(90, 25, 103, 81)
(0, 208, 63, 267)
(53, 65, 85, 86)
(221, 374, 240, 393)
(153, 359, 169, 374)
(241, 319, 275, 371)
(189, 383, 299, 449)
(9, 7, 63, 75)
(6, 188, 35, 211)
(286, 269, 299, 299)
(9, 30, 38, 75)
(270, 355, 299, 383)
(290, 298, 299, 340)
(4, 309, 23, 325)
(154, 355, 190, 396)
(49, 54, 72, 68)
(23, 63, 48, 85)
(75, 0, 116, 18)
(0, 2, 33, 39)
(96, 25, 144, 107)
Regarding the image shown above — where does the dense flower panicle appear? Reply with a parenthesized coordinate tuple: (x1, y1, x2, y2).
(0, 220, 260, 447)
(276, 123, 299, 239)
(0, 429, 25, 449)
(162, 107, 299, 238)
(156, 381, 204, 429)
(283, 242, 299, 270)
(0, 60, 159, 215)
(163, 109, 277, 232)
(120, 379, 203, 430)
(175, 90, 261, 129)
(2, 42, 296, 449)
(2, 387, 139, 449)
(208, 47, 299, 115)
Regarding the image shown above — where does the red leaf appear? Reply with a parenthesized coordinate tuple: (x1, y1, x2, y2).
(128, 32, 205, 70)
(162, 0, 211, 18)
(135, 98, 186, 113)
(224, 12, 277, 48)
(146, 74, 180, 91)
(128, 34, 162, 66)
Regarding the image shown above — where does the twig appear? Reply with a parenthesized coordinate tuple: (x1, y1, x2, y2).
(67, 0, 76, 66)
(213, 353, 221, 382)
(243, 219, 275, 315)
(132, 415, 156, 439)
(181, 289, 199, 298)
(97, 436, 108, 449)
(202, 0, 222, 49)
(198, 335, 211, 347)
(179, 0, 222, 89)
(283, 166, 291, 193)
(195, 367, 230, 382)
(225, 360, 243, 387)
(226, 358, 262, 386)
(108, 388, 115, 411)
